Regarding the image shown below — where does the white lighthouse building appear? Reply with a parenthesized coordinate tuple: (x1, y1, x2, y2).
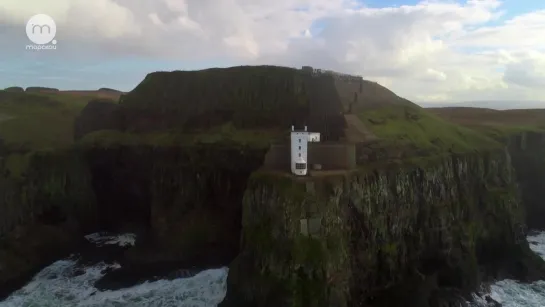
(290, 126, 321, 176)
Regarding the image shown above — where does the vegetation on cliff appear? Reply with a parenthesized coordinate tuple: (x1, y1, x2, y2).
(3, 87, 24, 93)
(357, 105, 501, 159)
(25, 87, 59, 93)
(0, 90, 96, 150)
(2, 66, 545, 306)
(223, 152, 545, 306)
(120, 66, 310, 131)
(429, 107, 545, 140)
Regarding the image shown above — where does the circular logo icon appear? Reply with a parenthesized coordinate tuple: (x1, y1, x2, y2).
(26, 14, 56, 45)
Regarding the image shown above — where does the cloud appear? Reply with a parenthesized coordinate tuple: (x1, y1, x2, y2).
(503, 51, 545, 88)
(1, 0, 545, 103)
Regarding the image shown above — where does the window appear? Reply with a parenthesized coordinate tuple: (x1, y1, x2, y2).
(298, 153, 301, 157)
(295, 163, 306, 170)
(298, 138, 301, 143)
(298, 146, 301, 150)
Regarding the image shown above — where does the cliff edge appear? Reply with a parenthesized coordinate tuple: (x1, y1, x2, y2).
(1, 66, 545, 306)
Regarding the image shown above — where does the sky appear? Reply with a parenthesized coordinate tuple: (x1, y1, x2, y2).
(0, 0, 544, 105)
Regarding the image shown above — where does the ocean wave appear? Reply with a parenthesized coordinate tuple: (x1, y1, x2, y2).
(0, 258, 227, 306)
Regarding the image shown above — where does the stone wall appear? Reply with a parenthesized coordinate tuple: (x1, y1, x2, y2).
(262, 143, 356, 171)
(308, 143, 356, 170)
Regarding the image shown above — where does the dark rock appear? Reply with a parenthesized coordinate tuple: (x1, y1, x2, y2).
(508, 132, 545, 230)
(485, 296, 502, 307)
(118, 66, 346, 139)
(74, 99, 125, 140)
(224, 152, 545, 306)
(93, 260, 204, 291)
(0, 223, 86, 301)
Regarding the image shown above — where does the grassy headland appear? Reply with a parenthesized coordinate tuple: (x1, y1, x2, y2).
(2, 67, 543, 165)
(0, 88, 124, 151)
(357, 105, 501, 156)
(428, 107, 545, 141)
(0, 91, 92, 150)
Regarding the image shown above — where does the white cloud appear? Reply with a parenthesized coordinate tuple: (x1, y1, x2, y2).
(1, 0, 545, 103)
(503, 51, 545, 88)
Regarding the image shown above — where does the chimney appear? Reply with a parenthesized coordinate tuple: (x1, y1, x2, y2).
(304, 126, 308, 131)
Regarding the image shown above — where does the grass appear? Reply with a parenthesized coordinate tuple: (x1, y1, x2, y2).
(358, 105, 501, 157)
(0, 91, 100, 150)
(428, 107, 545, 139)
(77, 122, 285, 149)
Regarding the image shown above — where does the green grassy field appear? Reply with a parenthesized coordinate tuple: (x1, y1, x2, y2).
(358, 105, 502, 157)
(78, 122, 285, 149)
(0, 91, 94, 150)
(1, 79, 543, 161)
(428, 107, 545, 140)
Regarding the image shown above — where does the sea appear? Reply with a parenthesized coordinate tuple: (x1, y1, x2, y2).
(1, 232, 545, 307)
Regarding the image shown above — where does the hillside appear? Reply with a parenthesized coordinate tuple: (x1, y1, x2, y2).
(428, 107, 545, 140)
(334, 78, 417, 113)
(0, 66, 512, 161)
(119, 66, 312, 132)
(420, 100, 545, 110)
(357, 105, 500, 160)
(73, 66, 504, 162)
(0, 90, 114, 150)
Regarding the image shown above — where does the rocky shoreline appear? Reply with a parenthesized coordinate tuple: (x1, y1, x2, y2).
(2, 145, 545, 306)
(2, 66, 545, 306)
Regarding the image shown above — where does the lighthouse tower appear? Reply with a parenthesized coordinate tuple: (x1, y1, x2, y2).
(290, 126, 321, 176)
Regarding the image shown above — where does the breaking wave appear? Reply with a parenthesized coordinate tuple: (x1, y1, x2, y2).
(0, 233, 228, 307)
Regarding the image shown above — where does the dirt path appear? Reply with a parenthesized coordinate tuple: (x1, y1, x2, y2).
(344, 114, 379, 142)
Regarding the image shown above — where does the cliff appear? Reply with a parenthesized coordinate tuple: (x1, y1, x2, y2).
(428, 107, 545, 231)
(2, 67, 545, 306)
(0, 149, 96, 236)
(222, 151, 545, 306)
(0, 149, 97, 297)
(507, 132, 545, 230)
(88, 66, 347, 141)
(119, 66, 310, 132)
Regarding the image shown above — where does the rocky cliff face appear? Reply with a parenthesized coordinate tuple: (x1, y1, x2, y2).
(222, 150, 545, 306)
(507, 132, 545, 230)
(0, 149, 97, 298)
(76, 66, 348, 141)
(1, 140, 545, 305)
(0, 149, 96, 237)
(0, 143, 268, 295)
(82, 143, 267, 267)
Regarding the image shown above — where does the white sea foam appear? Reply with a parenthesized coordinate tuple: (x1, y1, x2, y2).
(84, 232, 137, 247)
(470, 231, 545, 307)
(5, 232, 545, 306)
(0, 259, 228, 307)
